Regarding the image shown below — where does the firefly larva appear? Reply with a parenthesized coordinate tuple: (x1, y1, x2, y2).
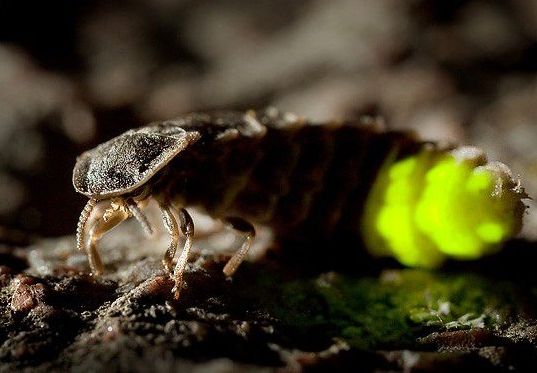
(73, 108, 527, 298)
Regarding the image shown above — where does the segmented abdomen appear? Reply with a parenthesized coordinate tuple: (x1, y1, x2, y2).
(157, 110, 423, 240)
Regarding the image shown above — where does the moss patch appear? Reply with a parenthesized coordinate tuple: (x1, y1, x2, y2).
(242, 268, 520, 350)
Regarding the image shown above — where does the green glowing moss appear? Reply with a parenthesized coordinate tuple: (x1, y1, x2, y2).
(261, 270, 516, 350)
(362, 148, 523, 267)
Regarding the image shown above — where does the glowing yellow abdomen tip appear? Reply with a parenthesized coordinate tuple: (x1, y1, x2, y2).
(362, 146, 527, 268)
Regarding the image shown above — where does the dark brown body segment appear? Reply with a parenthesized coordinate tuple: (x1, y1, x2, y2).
(153, 109, 422, 242)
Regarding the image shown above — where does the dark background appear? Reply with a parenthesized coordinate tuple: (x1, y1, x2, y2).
(0, 0, 535, 240)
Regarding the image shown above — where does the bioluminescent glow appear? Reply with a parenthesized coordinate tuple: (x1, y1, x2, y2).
(362, 147, 525, 267)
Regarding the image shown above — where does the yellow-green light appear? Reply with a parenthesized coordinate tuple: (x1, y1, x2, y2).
(362, 147, 525, 267)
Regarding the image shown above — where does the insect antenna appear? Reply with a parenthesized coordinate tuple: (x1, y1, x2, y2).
(76, 198, 97, 251)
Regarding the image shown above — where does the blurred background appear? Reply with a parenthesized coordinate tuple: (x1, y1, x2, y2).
(0, 0, 536, 242)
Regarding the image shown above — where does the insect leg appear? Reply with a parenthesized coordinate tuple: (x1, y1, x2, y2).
(172, 208, 194, 299)
(86, 199, 130, 275)
(159, 203, 179, 274)
(222, 217, 256, 277)
(126, 199, 153, 237)
(158, 203, 194, 299)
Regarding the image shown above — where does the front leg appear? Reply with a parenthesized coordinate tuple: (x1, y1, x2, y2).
(85, 199, 130, 275)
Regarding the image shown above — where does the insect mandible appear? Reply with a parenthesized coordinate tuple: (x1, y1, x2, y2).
(73, 108, 527, 298)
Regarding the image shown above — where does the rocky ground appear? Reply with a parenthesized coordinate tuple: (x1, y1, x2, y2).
(1, 221, 537, 371)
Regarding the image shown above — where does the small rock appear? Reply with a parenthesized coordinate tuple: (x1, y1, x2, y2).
(10, 279, 47, 314)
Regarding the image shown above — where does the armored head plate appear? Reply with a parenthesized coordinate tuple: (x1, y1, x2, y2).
(73, 124, 200, 198)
